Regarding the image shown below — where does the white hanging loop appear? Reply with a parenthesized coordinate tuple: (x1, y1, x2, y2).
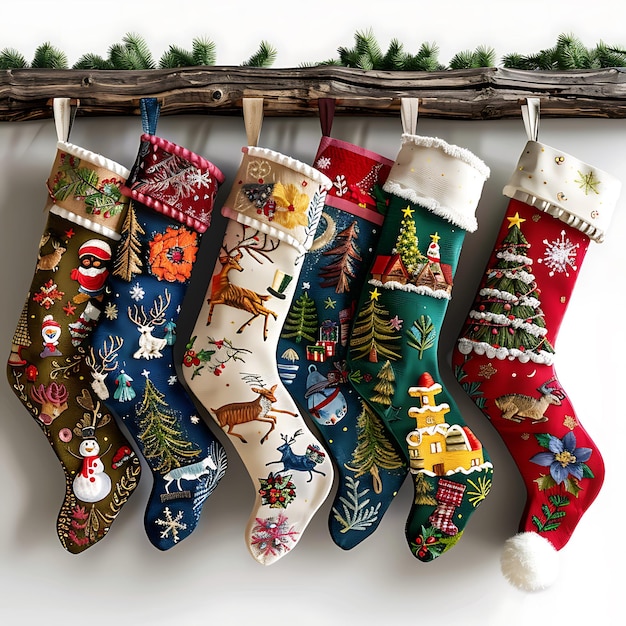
(400, 98, 419, 136)
(521, 97, 540, 141)
(52, 98, 78, 143)
(242, 97, 264, 147)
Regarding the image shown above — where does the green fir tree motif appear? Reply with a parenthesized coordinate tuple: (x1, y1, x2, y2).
(460, 215, 555, 357)
(393, 206, 425, 275)
(281, 291, 319, 343)
(137, 377, 201, 474)
(370, 360, 396, 406)
(349, 289, 402, 363)
(346, 400, 403, 493)
(406, 315, 436, 359)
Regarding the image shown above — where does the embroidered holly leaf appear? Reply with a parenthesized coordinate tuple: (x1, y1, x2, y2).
(534, 433, 553, 449)
(564, 477, 582, 497)
(534, 474, 556, 491)
(581, 463, 595, 479)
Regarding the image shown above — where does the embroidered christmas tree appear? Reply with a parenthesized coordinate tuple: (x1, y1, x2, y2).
(347, 400, 404, 493)
(281, 291, 319, 343)
(459, 212, 555, 360)
(370, 359, 396, 406)
(394, 206, 425, 274)
(136, 376, 201, 473)
(113, 203, 145, 281)
(349, 288, 402, 363)
(318, 221, 362, 293)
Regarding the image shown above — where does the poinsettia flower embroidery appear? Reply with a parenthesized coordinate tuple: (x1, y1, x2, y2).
(148, 226, 198, 283)
(530, 431, 592, 485)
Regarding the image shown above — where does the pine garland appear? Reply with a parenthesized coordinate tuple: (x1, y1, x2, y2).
(1, 31, 625, 70)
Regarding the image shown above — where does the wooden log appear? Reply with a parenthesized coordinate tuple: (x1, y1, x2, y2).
(1, 65, 626, 121)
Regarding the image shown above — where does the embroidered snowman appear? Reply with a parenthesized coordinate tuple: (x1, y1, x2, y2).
(72, 425, 112, 503)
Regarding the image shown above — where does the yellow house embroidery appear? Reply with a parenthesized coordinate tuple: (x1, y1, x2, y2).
(406, 372, 484, 475)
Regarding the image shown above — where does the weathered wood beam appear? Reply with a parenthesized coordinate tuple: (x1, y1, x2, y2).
(1, 65, 626, 121)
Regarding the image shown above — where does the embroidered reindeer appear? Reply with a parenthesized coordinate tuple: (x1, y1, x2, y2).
(36, 234, 66, 273)
(85, 336, 123, 400)
(30, 381, 69, 426)
(495, 377, 565, 423)
(210, 384, 297, 444)
(206, 230, 280, 340)
(266, 430, 326, 482)
(128, 290, 171, 359)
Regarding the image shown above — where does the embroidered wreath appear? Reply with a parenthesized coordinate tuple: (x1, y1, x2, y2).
(148, 225, 198, 283)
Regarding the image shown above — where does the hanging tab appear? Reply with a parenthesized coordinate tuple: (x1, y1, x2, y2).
(242, 97, 264, 147)
(521, 97, 540, 141)
(400, 98, 419, 136)
(140, 98, 161, 136)
(318, 98, 336, 137)
(52, 98, 79, 143)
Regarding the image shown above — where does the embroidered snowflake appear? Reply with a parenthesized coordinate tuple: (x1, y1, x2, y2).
(186, 168, 213, 189)
(104, 302, 118, 320)
(316, 156, 331, 170)
(538, 230, 579, 277)
(168, 375, 177, 385)
(250, 513, 298, 560)
(190, 415, 200, 425)
(155, 507, 187, 544)
(33, 280, 64, 309)
(575, 169, 600, 195)
(129, 283, 145, 301)
(478, 363, 498, 379)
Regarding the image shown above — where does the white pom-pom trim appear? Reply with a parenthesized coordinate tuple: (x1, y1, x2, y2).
(500, 532, 560, 592)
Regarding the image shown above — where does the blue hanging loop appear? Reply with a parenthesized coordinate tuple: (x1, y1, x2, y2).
(140, 97, 161, 135)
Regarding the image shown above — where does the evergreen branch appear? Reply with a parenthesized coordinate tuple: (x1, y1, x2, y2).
(242, 41, 277, 67)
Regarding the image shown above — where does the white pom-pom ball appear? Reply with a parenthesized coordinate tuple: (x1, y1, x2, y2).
(500, 532, 560, 592)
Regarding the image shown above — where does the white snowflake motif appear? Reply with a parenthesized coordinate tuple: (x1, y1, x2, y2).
(155, 507, 187, 544)
(538, 230, 579, 277)
(190, 415, 200, 425)
(316, 156, 331, 170)
(129, 283, 145, 301)
(168, 375, 177, 386)
(104, 302, 118, 320)
(186, 168, 213, 190)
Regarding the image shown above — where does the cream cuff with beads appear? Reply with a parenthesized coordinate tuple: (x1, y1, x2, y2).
(503, 140, 621, 243)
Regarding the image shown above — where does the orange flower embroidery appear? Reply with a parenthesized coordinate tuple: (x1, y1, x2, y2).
(148, 226, 198, 283)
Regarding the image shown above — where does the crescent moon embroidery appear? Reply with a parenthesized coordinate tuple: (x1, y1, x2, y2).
(310, 212, 336, 251)
(527, 369, 537, 377)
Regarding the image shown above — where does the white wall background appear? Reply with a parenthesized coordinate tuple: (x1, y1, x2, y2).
(1, 2, 624, 624)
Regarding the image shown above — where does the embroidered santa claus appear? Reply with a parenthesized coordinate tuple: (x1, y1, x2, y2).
(70, 239, 112, 303)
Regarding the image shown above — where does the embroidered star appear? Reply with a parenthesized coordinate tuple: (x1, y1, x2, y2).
(64, 228, 75, 239)
(302, 282, 311, 290)
(369, 287, 381, 301)
(141, 369, 150, 378)
(507, 212, 526, 229)
(324, 297, 336, 309)
(402, 206, 415, 219)
(430, 232, 441, 244)
(389, 315, 403, 331)
(63, 301, 77, 316)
